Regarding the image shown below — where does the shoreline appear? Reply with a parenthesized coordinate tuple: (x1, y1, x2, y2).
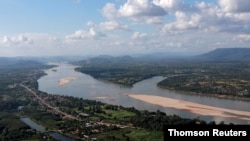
(125, 94, 250, 121)
(157, 86, 250, 102)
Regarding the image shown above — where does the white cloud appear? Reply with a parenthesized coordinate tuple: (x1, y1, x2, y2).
(145, 16, 163, 24)
(2, 36, 11, 45)
(102, 3, 119, 19)
(158, 1, 250, 35)
(102, 0, 167, 23)
(89, 28, 106, 38)
(162, 11, 201, 33)
(218, 0, 250, 13)
(118, 0, 167, 17)
(194, 1, 250, 34)
(17, 35, 29, 42)
(0, 33, 66, 56)
(131, 32, 148, 39)
(234, 34, 250, 41)
(89, 28, 97, 37)
(99, 21, 129, 31)
(1, 34, 32, 46)
(2, 1, 250, 57)
(65, 30, 86, 40)
(65, 28, 106, 41)
(153, 0, 183, 11)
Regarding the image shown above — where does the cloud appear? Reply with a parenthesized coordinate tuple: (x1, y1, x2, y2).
(118, 0, 167, 17)
(99, 21, 129, 31)
(145, 16, 163, 24)
(65, 30, 86, 40)
(2, 1, 250, 57)
(0, 33, 66, 56)
(1, 34, 32, 46)
(159, 1, 250, 35)
(218, 0, 250, 13)
(131, 32, 148, 39)
(196, 1, 250, 34)
(153, 0, 183, 11)
(102, 3, 119, 19)
(65, 28, 106, 41)
(102, 0, 167, 23)
(162, 11, 201, 33)
(2, 36, 11, 45)
(234, 34, 250, 41)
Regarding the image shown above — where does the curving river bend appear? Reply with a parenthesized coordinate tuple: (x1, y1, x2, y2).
(38, 63, 250, 124)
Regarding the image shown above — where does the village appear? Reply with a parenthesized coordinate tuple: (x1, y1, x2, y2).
(20, 84, 133, 140)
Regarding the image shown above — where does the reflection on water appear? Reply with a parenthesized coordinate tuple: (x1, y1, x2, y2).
(20, 117, 45, 132)
(20, 117, 76, 141)
(38, 63, 250, 124)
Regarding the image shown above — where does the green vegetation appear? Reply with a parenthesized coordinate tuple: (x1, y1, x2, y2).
(0, 56, 247, 140)
(74, 56, 250, 99)
(157, 62, 250, 98)
(74, 56, 165, 87)
(0, 60, 56, 141)
(94, 128, 163, 141)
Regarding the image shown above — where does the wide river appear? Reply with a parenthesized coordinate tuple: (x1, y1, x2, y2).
(38, 63, 250, 124)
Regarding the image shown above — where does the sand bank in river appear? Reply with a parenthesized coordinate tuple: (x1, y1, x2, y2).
(58, 77, 77, 86)
(125, 94, 250, 121)
(93, 96, 109, 99)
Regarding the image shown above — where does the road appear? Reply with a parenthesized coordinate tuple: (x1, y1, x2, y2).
(20, 84, 78, 120)
(20, 84, 132, 128)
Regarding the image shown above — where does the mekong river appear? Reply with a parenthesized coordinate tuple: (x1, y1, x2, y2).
(38, 63, 250, 124)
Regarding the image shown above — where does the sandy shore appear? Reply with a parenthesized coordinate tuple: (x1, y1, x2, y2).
(58, 77, 77, 86)
(126, 94, 250, 121)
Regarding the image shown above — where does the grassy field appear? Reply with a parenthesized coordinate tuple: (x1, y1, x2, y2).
(96, 109, 136, 123)
(92, 127, 163, 141)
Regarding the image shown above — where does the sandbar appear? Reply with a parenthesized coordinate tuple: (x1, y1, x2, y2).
(93, 96, 109, 99)
(126, 94, 250, 121)
(58, 77, 77, 86)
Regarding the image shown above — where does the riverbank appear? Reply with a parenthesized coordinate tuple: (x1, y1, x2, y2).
(157, 85, 250, 102)
(125, 94, 250, 121)
(38, 63, 250, 124)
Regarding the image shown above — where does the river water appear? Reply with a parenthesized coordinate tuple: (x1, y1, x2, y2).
(20, 117, 76, 141)
(38, 63, 250, 124)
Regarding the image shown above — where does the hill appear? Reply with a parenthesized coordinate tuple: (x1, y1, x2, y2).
(197, 48, 250, 61)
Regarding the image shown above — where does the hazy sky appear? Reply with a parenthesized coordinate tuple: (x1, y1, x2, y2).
(0, 0, 250, 57)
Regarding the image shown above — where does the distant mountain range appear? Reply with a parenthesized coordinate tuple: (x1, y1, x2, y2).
(0, 56, 88, 66)
(197, 48, 250, 62)
(1, 48, 250, 64)
(88, 48, 250, 62)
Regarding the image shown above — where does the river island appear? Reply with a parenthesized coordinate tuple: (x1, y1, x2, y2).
(58, 77, 77, 86)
